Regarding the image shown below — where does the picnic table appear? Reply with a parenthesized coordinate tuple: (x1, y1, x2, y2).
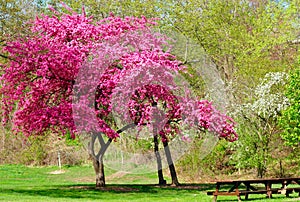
(207, 177, 300, 201)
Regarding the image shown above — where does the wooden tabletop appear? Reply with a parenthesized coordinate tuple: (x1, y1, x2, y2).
(213, 177, 300, 184)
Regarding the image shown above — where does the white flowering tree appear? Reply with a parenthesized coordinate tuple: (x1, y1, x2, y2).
(231, 72, 289, 177)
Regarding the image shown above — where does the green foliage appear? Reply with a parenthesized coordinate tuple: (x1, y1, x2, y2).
(64, 131, 82, 147)
(42, 0, 164, 22)
(21, 136, 48, 165)
(0, 0, 36, 41)
(180, 66, 206, 98)
(169, 0, 299, 107)
(201, 140, 235, 175)
(172, 0, 298, 79)
(177, 136, 236, 180)
(113, 135, 153, 153)
(279, 59, 300, 147)
(0, 0, 38, 70)
(0, 126, 47, 165)
(230, 118, 274, 177)
(0, 128, 87, 166)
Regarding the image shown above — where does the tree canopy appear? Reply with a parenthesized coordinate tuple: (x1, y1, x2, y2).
(1, 5, 237, 141)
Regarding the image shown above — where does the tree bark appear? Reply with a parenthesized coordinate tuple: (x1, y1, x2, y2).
(163, 141, 180, 186)
(93, 155, 105, 187)
(88, 132, 111, 188)
(154, 133, 166, 185)
(89, 123, 136, 187)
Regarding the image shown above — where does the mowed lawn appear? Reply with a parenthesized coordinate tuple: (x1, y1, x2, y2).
(0, 164, 299, 202)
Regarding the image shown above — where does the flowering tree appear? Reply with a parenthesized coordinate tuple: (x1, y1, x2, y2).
(231, 72, 289, 177)
(1, 6, 237, 187)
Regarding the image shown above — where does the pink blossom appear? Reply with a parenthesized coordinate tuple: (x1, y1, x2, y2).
(1, 8, 237, 143)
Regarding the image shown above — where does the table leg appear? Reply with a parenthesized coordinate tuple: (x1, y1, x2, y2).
(244, 183, 250, 200)
(266, 182, 272, 198)
(281, 180, 288, 197)
(213, 183, 220, 202)
(234, 182, 241, 202)
(237, 194, 241, 202)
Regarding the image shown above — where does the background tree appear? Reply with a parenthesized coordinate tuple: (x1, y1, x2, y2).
(0, 0, 37, 58)
(279, 58, 300, 147)
(171, 0, 299, 103)
(41, 0, 163, 20)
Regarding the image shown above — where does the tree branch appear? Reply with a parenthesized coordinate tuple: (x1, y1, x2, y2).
(0, 53, 10, 60)
(116, 123, 136, 134)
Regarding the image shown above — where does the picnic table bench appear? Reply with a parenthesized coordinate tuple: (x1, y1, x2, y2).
(207, 177, 300, 201)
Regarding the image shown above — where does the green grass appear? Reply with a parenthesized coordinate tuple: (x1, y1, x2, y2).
(0, 164, 299, 202)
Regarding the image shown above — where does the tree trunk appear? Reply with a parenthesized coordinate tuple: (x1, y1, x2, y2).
(88, 132, 112, 188)
(154, 133, 166, 185)
(163, 141, 180, 186)
(93, 155, 105, 187)
(89, 124, 135, 187)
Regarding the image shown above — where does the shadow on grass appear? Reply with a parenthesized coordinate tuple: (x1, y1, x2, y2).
(0, 183, 215, 200)
(2, 183, 298, 201)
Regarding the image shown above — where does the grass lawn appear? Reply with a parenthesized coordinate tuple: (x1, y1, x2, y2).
(0, 164, 299, 202)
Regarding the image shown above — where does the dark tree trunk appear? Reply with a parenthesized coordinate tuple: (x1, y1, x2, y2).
(93, 155, 105, 187)
(154, 133, 166, 185)
(163, 141, 179, 186)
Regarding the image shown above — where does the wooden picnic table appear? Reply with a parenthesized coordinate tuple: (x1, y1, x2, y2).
(207, 177, 300, 201)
